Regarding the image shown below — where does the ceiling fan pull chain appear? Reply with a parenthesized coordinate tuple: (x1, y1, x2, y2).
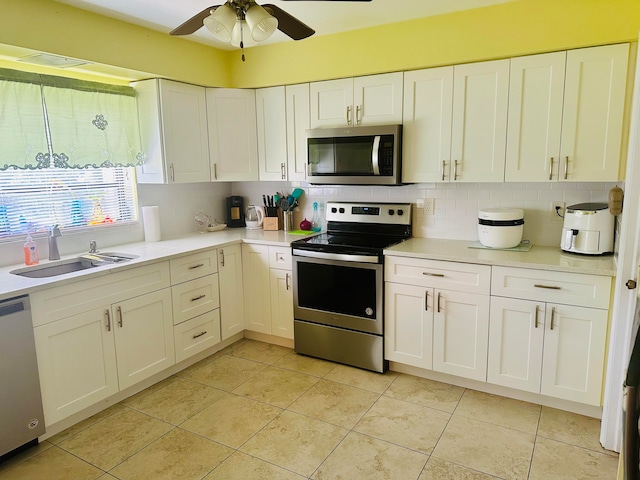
(240, 20, 246, 62)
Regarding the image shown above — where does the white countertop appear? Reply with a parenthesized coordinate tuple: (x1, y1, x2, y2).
(0, 228, 317, 302)
(384, 238, 617, 277)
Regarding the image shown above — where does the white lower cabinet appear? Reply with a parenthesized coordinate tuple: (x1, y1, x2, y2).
(34, 288, 174, 425)
(242, 244, 293, 339)
(218, 244, 245, 340)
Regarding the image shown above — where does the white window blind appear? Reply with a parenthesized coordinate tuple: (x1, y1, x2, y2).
(0, 166, 138, 239)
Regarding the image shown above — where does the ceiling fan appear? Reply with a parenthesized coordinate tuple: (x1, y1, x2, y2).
(170, 0, 372, 53)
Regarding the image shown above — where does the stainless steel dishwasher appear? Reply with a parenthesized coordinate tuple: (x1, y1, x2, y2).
(0, 295, 45, 460)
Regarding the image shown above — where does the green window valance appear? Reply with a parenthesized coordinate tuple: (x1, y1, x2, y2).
(0, 67, 142, 171)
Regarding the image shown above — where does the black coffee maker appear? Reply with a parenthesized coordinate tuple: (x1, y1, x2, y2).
(225, 196, 245, 228)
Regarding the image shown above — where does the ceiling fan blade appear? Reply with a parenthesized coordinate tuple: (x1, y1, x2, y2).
(170, 5, 220, 36)
(263, 4, 315, 40)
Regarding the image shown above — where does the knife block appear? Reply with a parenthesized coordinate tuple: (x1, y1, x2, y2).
(263, 207, 282, 231)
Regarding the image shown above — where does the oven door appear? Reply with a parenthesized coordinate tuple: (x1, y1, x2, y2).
(292, 252, 383, 335)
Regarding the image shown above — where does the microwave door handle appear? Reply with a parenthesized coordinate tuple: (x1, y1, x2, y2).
(372, 135, 381, 175)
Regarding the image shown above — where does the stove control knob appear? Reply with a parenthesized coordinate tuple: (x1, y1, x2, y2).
(397, 209, 404, 216)
(388, 209, 395, 215)
(339, 208, 345, 213)
(331, 207, 337, 213)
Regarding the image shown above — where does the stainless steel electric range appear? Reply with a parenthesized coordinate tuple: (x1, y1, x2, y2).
(291, 201, 412, 373)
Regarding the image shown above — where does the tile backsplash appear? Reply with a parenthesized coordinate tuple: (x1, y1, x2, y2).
(232, 181, 623, 248)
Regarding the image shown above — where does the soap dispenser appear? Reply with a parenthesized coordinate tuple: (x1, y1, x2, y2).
(23, 233, 39, 265)
(311, 202, 322, 232)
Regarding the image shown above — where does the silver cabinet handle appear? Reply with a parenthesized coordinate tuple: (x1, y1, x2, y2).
(220, 250, 225, 267)
(534, 284, 561, 290)
(454, 160, 459, 180)
(549, 157, 554, 180)
(105, 309, 111, 332)
(213, 163, 218, 180)
(117, 306, 123, 328)
(285, 273, 291, 291)
(191, 294, 206, 302)
(192, 331, 208, 339)
(346, 105, 352, 125)
(356, 105, 362, 125)
(441, 160, 446, 181)
(281, 163, 286, 180)
(423, 272, 445, 277)
(437, 292, 442, 313)
(169, 163, 175, 182)
(534, 305, 539, 328)
(550, 307, 556, 330)
(564, 156, 569, 180)
(188, 263, 204, 270)
(425, 290, 429, 311)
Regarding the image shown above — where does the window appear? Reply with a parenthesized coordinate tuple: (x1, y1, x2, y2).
(0, 69, 141, 240)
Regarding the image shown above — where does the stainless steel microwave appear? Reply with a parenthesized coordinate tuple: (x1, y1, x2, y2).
(306, 125, 402, 185)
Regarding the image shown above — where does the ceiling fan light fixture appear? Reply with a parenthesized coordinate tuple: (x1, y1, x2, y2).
(203, 4, 236, 42)
(245, 4, 278, 42)
(230, 19, 247, 47)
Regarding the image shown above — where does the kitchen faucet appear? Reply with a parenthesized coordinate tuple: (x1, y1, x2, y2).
(48, 225, 62, 260)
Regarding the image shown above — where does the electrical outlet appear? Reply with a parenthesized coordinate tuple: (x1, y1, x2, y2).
(424, 198, 435, 215)
(551, 201, 565, 221)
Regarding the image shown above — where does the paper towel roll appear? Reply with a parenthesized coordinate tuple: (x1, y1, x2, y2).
(142, 206, 161, 242)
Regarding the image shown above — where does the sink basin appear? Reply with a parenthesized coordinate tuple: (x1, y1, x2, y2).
(10, 252, 138, 278)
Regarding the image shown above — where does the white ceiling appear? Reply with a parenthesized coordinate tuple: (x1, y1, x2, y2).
(53, 0, 515, 50)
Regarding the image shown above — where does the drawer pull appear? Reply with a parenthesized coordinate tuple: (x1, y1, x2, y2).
(117, 306, 123, 328)
(189, 263, 204, 270)
(534, 305, 539, 328)
(105, 309, 111, 332)
(534, 284, 561, 290)
(191, 294, 206, 302)
(423, 272, 445, 277)
(192, 331, 208, 339)
(550, 307, 556, 330)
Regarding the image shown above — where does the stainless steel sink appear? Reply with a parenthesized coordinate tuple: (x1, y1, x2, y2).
(10, 252, 138, 278)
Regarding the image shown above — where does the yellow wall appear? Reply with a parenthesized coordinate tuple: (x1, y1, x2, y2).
(1, 0, 640, 88)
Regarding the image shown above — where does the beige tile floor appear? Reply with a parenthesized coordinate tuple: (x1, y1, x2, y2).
(0, 339, 619, 480)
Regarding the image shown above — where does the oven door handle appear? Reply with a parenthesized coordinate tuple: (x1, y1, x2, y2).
(292, 248, 380, 264)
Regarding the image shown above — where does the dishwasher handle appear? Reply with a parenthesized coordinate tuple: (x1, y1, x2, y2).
(0, 295, 29, 317)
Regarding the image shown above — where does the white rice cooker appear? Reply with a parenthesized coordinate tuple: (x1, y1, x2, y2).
(478, 208, 524, 248)
(561, 202, 614, 255)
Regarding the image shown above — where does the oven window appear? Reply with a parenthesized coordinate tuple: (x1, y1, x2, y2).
(296, 261, 377, 318)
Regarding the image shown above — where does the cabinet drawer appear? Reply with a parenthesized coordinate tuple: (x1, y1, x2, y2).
(32, 262, 171, 326)
(174, 310, 221, 363)
(170, 250, 218, 284)
(171, 274, 220, 325)
(269, 246, 292, 270)
(385, 256, 491, 294)
(491, 266, 612, 309)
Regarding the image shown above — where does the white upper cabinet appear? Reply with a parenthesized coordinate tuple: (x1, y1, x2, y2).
(506, 44, 629, 182)
(206, 88, 259, 182)
(310, 72, 403, 128)
(402, 66, 454, 183)
(134, 79, 211, 183)
(256, 86, 288, 181)
(560, 43, 629, 182)
(505, 52, 566, 182)
(451, 59, 510, 182)
(285, 83, 310, 181)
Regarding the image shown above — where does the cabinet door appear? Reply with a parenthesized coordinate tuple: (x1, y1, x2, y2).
(560, 43, 629, 182)
(487, 297, 544, 392)
(113, 289, 175, 390)
(310, 78, 354, 128)
(402, 67, 454, 183)
(354, 72, 404, 126)
(384, 282, 433, 369)
(158, 80, 211, 183)
(451, 59, 509, 182)
(218, 245, 245, 340)
(433, 290, 490, 381)
(256, 86, 288, 181)
(133, 79, 167, 183)
(505, 52, 566, 182)
(34, 307, 118, 425)
(270, 269, 294, 339)
(540, 303, 608, 406)
(206, 88, 259, 181)
(242, 244, 271, 334)
(285, 83, 310, 181)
